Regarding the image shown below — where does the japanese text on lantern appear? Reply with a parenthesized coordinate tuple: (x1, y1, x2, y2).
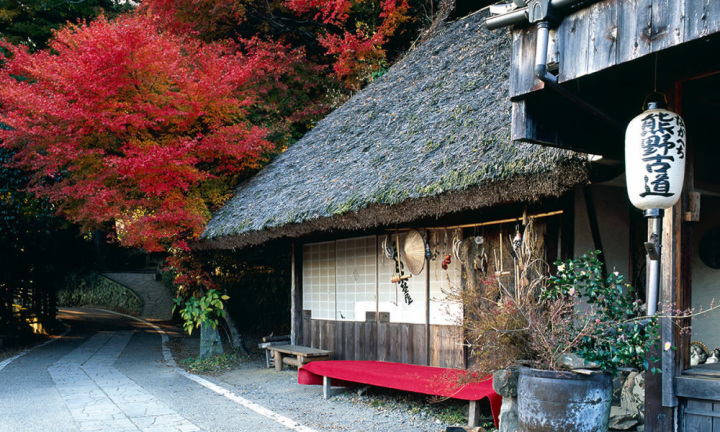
(639, 112, 685, 198)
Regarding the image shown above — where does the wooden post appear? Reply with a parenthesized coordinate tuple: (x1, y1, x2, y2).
(274, 350, 284, 372)
(323, 376, 332, 400)
(425, 254, 431, 366)
(291, 243, 303, 346)
(468, 400, 481, 427)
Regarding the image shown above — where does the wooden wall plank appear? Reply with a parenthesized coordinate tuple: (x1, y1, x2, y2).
(650, 0, 685, 52)
(510, 27, 543, 99)
(587, 0, 619, 73)
(685, 0, 720, 40)
(325, 321, 336, 356)
(558, 8, 590, 82)
(365, 320, 377, 361)
(312, 318, 320, 348)
(377, 321, 390, 362)
(413, 324, 429, 366)
(343, 321, 355, 361)
(334, 320, 345, 360)
(400, 324, 412, 365)
(388, 324, 402, 363)
(684, 399, 713, 431)
(303, 313, 312, 348)
(429, 325, 464, 368)
(354, 322, 364, 360)
(714, 401, 720, 432)
(308, 319, 464, 367)
(685, 0, 710, 39)
(617, 0, 653, 62)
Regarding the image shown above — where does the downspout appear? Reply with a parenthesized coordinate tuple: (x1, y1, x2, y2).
(645, 210, 662, 316)
(486, 0, 623, 130)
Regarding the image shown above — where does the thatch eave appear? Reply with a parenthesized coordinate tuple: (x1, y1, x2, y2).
(194, 160, 588, 250)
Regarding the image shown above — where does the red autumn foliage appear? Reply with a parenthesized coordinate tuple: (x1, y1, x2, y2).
(285, 0, 411, 85)
(0, 13, 316, 251)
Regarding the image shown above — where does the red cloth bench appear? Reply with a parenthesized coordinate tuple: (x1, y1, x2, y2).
(298, 360, 501, 427)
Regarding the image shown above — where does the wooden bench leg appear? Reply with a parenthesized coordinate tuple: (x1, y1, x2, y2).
(323, 376, 332, 400)
(468, 400, 480, 427)
(274, 351, 284, 371)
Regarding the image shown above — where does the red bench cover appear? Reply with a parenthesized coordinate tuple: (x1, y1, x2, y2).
(299, 360, 500, 426)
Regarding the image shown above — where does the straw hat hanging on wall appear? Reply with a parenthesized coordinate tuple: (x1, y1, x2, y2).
(403, 229, 426, 275)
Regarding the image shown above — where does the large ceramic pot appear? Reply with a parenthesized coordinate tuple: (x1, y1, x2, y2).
(517, 366, 612, 432)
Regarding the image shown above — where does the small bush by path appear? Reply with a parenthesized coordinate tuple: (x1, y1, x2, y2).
(57, 272, 141, 315)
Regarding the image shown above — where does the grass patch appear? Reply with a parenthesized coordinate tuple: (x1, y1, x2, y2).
(180, 352, 248, 374)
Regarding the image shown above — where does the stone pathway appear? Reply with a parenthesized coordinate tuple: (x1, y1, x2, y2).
(102, 272, 174, 320)
(48, 331, 199, 432)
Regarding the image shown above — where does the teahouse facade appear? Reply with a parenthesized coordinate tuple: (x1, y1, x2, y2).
(486, 0, 720, 430)
(198, 9, 592, 370)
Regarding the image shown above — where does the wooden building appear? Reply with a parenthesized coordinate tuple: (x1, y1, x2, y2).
(486, 0, 720, 430)
(197, 9, 592, 370)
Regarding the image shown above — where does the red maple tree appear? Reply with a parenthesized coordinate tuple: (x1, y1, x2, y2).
(140, 0, 414, 89)
(0, 13, 315, 252)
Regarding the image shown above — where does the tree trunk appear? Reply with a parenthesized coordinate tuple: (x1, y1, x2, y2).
(199, 322, 223, 359)
(222, 312, 249, 356)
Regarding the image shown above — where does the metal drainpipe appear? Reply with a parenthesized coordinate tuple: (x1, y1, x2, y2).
(534, 21, 557, 84)
(645, 209, 663, 316)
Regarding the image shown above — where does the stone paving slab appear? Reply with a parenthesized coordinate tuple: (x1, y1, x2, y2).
(48, 331, 200, 432)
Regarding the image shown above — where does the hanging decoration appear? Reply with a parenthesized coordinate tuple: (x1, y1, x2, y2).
(625, 94, 686, 211)
(403, 229, 427, 275)
(389, 233, 413, 305)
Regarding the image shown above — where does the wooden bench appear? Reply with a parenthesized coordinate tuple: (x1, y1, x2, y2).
(298, 360, 500, 428)
(267, 345, 332, 371)
(258, 334, 291, 368)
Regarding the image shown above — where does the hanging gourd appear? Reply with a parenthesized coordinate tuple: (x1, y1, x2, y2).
(625, 95, 686, 211)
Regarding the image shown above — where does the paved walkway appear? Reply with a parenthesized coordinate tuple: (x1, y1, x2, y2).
(102, 272, 174, 320)
(1, 308, 451, 432)
(48, 331, 199, 432)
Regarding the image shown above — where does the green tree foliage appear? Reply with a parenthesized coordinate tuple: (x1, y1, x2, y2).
(0, 0, 133, 50)
(0, 147, 91, 335)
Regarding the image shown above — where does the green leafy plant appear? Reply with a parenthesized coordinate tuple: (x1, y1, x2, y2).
(173, 289, 229, 335)
(543, 251, 658, 373)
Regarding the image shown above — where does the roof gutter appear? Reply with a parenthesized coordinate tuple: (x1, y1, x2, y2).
(485, 0, 592, 30)
(486, 0, 623, 130)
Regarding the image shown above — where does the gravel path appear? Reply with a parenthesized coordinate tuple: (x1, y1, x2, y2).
(207, 358, 469, 432)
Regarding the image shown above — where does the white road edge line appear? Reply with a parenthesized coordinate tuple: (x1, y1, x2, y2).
(0, 321, 70, 372)
(102, 309, 320, 432)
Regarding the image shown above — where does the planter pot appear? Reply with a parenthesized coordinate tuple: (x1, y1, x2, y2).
(517, 366, 612, 432)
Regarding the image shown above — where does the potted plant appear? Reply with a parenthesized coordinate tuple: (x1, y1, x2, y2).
(458, 229, 658, 432)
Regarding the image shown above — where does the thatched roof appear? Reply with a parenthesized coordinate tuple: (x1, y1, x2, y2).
(198, 9, 588, 250)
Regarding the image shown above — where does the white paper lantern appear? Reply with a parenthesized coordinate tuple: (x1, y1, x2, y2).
(625, 103, 686, 211)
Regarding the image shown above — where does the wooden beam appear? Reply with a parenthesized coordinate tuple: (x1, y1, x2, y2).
(660, 199, 680, 408)
(582, 186, 608, 277)
(290, 243, 303, 346)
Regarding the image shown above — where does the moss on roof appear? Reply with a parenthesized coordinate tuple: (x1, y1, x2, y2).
(198, 9, 588, 249)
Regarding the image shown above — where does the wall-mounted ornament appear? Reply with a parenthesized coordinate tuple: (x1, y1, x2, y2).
(403, 229, 426, 275)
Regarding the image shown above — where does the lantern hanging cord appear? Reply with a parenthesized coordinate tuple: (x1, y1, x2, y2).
(654, 53, 658, 93)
